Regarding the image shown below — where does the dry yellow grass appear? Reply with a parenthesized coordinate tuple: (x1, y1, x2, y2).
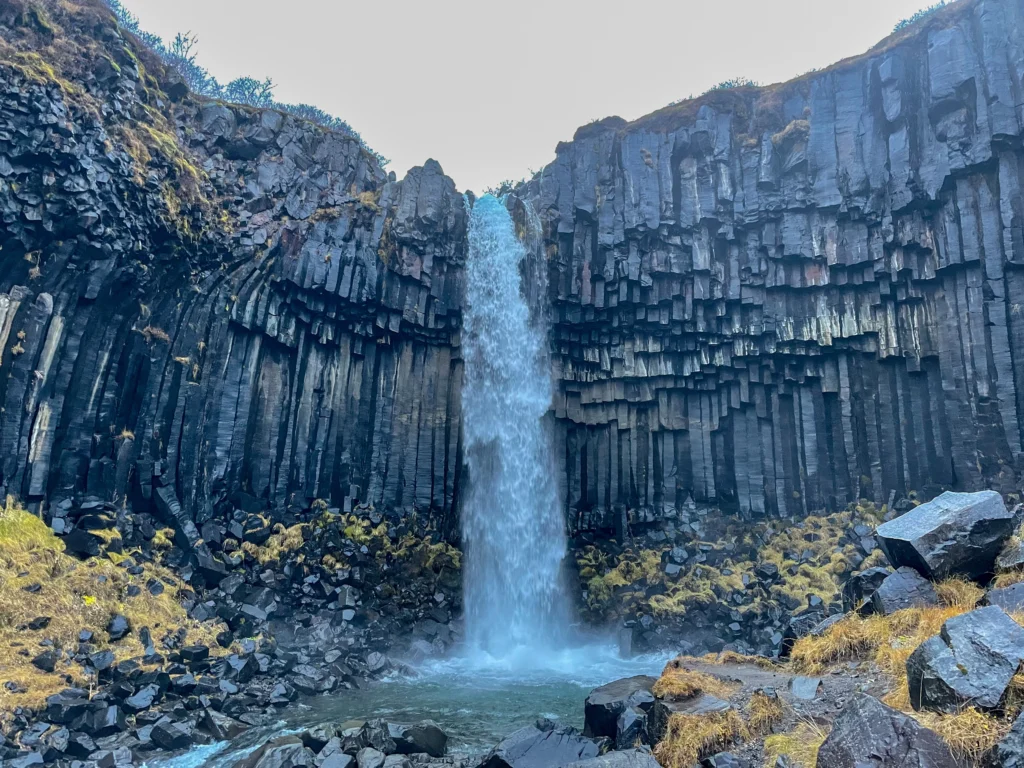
(240, 523, 307, 566)
(653, 657, 737, 700)
(0, 497, 225, 715)
(654, 710, 747, 768)
(913, 709, 1011, 763)
(763, 720, 830, 768)
(746, 690, 785, 735)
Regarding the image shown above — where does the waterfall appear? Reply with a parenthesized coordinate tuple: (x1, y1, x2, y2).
(461, 194, 568, 657)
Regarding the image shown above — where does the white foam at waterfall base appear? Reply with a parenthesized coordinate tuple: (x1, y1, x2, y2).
(462, 193, 569, 658)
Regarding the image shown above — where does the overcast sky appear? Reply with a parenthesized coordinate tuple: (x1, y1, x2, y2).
(122, 0, 943, 193)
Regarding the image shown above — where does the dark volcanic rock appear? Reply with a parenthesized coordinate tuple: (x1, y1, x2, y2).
(871, 567, 940, 615)
(876, 492, 1015, 580)
(817, 694, 956, 768)
(907, 605, 1024, 712)
(989, 711, 1024, 768)
(842, 567, 893, 613)
(583, 675, 657, 739)
(564, 750, 661, 768)
(988, 583, 1024, 612)
(479, 722, 600, 768)
(387, 721, 447, 757)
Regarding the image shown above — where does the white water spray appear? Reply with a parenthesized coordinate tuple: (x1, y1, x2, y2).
(461, 194, 568, 657)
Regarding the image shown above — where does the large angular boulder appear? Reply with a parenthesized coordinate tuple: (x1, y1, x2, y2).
(583, 676, 657, 739)
(906, 605, 1024, 712)
(876, 491, 1014, 580)
(234, 737, 315, 768)
(816, 694, 957, 768)
(871, 568, 939, 615)
(478, 721, 600, 768)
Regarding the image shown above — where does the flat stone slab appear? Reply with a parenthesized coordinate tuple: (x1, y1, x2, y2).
(789, 676, 822, 701)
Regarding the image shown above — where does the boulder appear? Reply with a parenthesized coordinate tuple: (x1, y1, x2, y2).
(875, 491, 1014, 580)
(583, 676, 657, 739)
(907, 605, 1024, 712)
(199, 709, 250, 741)
(648, 694, 732, 744)
(387, 721, 447, 757)
(841, 567, 892, 613)
(700, 753, 747, 768)
(989, 710, 1024, 768)
(478, 722, 600, 768)
(615, 706, 649, 749)
(342, 719, 396, 754)
(357, 748, 386, 768)
(563, 749, 662, 768)
(988, 583, 1024, 612)
(871, 568, 939, 615)
(234, 738, 315, 768)
(150, 720, 192, 751)
(816, 694, 956, 768)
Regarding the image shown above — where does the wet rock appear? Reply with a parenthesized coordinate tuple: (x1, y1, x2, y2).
(342, 720, 396, 755)
(907, 605, 1024, 712)
(387, 721, 447, 757)
(876, 491, 1014, 580)
(478, 721, 600, 768)
(841, 567, 892, 613)
(199, 708, 250, 741)
(151, 720, 193, 750)
(357, 748, 386, 768)
(583, 676, 657, 740)
(817, 694, 956, 768)
(615, 706, 649, 749)
(871, 568, 939, 615)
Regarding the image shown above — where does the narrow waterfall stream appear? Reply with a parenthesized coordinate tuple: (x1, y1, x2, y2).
(461, 193, 569, 657)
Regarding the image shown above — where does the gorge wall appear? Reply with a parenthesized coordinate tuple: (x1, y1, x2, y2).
(522, 0, 1024, 526)
(1, 0, 1024, 541)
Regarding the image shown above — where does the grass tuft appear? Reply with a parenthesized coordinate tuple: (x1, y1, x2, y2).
(914, 708, 1010, 763)
(654, 710, 747, 768)
(746, 690, 785, 735)
(653, 657, 737, 700)
(763, 720, 830, 768)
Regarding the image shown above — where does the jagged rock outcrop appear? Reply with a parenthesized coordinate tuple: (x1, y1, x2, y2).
(519, 0, 1024, 526)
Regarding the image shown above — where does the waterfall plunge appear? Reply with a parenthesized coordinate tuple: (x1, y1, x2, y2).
(461, 194, 569, 658)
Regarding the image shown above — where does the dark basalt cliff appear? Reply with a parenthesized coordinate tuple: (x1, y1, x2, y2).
(521, 0, 1024, 526)
(2, 0, 1024, 541)
(0, 0, 467, 538)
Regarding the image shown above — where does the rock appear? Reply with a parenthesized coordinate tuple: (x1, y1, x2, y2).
(150, 720, 193, 750)
(107, 614, 131, 642)
(988, 583, 1024, 612)
(320, 755, 355, 768)
(817, 694, 956, 768)
(563, 750, 662, 768)
(583, 676, 657, 739)
(357, 748, 386, 768)
(123, 683, 162, 713)
(788, 677, 821, 701)
(841, 567, 892, 613)
(907, 605, 1024, 712)
(342, 720, 396, 755)
(387, 721, 447, 757)
(615, 706, 649, 749)
(83, 704, 126, 737)
(478, 722, 600, 768)
(44, 692, 90, 725)
(871, 568, 940, 615)
(252, 742, 317, 768)
(701, 753, 747, 768)
(31, 650, 59, 672)
(876, 491, 1014, 580)
(648, 694, 732, 744)
(199, 708, 250, 741)
(989, 710, 1024, 768)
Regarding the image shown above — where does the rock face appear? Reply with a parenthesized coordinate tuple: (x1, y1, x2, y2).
(4, 0, 1024, 541)
(583, 675, 657, 740)
(478, 722, 600, 768)
(906, 605, 1024, 712)
(870, 567, 939, 615)
(876, 491, 1015, 579)
(518, 0, 1024, 527)
(816, 694, 957, 768)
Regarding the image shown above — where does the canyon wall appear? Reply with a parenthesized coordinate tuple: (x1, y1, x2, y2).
(3, 0, 1024, 538)
(521, 0, 1024, 526)
(0, 0, 466, 535)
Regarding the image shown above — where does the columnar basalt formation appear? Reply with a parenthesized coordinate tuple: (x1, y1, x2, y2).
(0, 0, 466, 535)
(2, 0, 1024, 541)
(520, 0, 1024, 526)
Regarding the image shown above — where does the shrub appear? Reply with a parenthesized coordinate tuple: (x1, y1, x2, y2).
(894, 2, 949, 32)
(763, 720, 830, 768)
(655, 710, 747, 768)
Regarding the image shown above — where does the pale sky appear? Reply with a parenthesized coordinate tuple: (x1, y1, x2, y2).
(122, 0, 943, 193)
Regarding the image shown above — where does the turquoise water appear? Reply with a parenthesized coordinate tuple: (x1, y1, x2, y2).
(148, 644, 667, 767)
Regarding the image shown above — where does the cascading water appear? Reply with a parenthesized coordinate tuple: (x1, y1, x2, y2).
(461, 194, 569, 657)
